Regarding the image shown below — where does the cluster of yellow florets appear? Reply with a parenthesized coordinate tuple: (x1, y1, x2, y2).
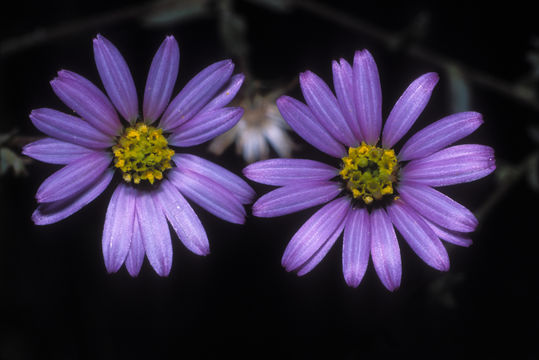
(339, 141, 399, 204)
(112, 123, 174, 185)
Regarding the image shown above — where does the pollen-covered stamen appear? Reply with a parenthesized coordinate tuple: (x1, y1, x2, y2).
(113, 122, 174, 185)
(340, 141, 399, 205)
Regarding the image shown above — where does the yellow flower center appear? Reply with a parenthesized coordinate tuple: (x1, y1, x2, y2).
(112, 122, 174, 185)
(339, 142, 399, 205)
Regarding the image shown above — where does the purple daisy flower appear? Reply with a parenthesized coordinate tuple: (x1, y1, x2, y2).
(23, 35, 254, 277)
(243, 50, 495, 291)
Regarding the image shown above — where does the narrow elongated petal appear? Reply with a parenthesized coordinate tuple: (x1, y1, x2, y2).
(23, 138, 94, 164)
(160, 60, 234, 131)
(174, 153, 254, 204)
(382, 72, 439, 148)
(387, 201, 449, 271)
(276, 96, 344, 158)
(398, 182, 478, 232)
(300, 71, 357, 146)
(342, 208, 371, 288)
(399, 112, 483, 161)
(143, 36, 180, 123)
(424, 218, 473, 247)
(353, 49, 382, 145)
(243, 158, 338, 186)
(252, 181, 341, 218)
(169, 169, 246, 224)
(167, 107, 243, 147)
(36, 151, 111, 203)
(282, 197, 349, 272)
(93, 34, 138, 122)
(154, 180, 209, 256)
(29, 108, 113, 149)
(51, 70, 121, 136)
(135, 191, 172, 277)
(102, 183, 136, 273)
(296, 220, 345, 276)
(201, 74, 244, 112)
(332, 58, 362, 141)
(401, 144, 496, 186)
(370, 208, 401, 291)
(32, 169, 114, 225)
(125, 216, 145, 277)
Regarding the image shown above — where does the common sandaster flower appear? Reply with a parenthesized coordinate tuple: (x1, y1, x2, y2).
(23, 35, 253, 276)
(243, 50, 495, 291)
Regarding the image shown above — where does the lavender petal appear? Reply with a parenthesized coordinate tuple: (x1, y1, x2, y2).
(51, 70, 121, 136)
(300, 70, 357, 146)
(370, 208, 401, 291)
(276, 96, 345, 158)
(29, 108, 113, 149)
(342, 208, 371, 288)
(401, 144, 496, 186)
(201, 74, 245, 112)
(332, 58, 362, 141)
(252, 181, 341, 218)
(143, 36, 180, 123)
(36, 151, 111, 203)
(243, 158, 338, 186)
(387, 200, 450, 271)
(32, 169, 114, 225)
(382, 72, 439, 148)
(23, 138, 94, 164)
(399, 112, 484, 161)
(424, 218, 473, 247)
(398, 182, 478, 233)
(102, 183, 136, 273)
(125, 216, 145, 277)
(353, 49, 382, 145)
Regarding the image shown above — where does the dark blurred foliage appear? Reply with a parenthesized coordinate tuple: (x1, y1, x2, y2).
(1, 0, 538, 358)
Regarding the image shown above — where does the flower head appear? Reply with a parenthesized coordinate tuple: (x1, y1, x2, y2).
(24, 35, 254, 276)
(244, 50, 495, 291)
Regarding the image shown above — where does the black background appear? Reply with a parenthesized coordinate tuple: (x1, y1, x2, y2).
(1, 0, 538, 358)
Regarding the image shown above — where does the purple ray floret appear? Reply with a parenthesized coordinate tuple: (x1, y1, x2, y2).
(26, 35, 252, 277)
(244, 49, 495, 291)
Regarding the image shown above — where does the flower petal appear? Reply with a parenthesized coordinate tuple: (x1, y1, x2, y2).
(93, 34, 138, 122)
(102, 183, 136, 273)
(282, 197, 349, 272)
(153, 179, 210, 256)
(386, 200, 450, 271)
(353, 49, 382, 145)
(143, 36, 180, 123)
(125, 216, 145, 277)
(32, 168, 114, 225)
(382, 72, 439, 148)
(36, 151, 111, 203)
(342, 208, 370, 288)
(51, 70, 121, 136)
(276, 96, 344, 158)
(252, 181, 341, 218)
(169, 168, 246, 224)
(201, 74, 245, 112)
(22, 138, 94, 164)
(424, 218, 473, 247)
(300, 70, 357, 146)
(332, 58, 362, 141)
(398, 182, 478, 232)
(160, 60, 234, 131)
(243, 158, 338, 186)
(370, 208, 401, 291)
(398, 112, 484, 161)
(135, 190, 173, 277)
(167, 107, 243, 147)
(29, 108, 113, 149)
(174, 153, 254, 204)
(401, 144, 496, 186)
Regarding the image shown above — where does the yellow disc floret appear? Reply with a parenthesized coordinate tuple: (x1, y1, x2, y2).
(340, 142, 399, 205)
(112, 123, 174, 185)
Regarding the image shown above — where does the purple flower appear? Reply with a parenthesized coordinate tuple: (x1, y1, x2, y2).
(23, 35, 254, 277)
(243, 50, 495, 291)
